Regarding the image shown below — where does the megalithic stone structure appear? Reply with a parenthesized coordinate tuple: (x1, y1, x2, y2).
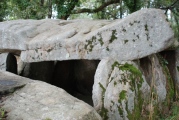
(0, 9, 174, 62)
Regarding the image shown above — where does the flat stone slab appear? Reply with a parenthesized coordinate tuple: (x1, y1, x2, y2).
(0, 71, 101, 120)
(0, 9, 174, 62)
(0, 71, 29, 95)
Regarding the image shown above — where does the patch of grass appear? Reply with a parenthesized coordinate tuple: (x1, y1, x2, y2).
(44, 118, 52, 120)
(0, 108, 6, 120)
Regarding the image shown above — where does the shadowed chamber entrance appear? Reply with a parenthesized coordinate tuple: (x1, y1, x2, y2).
(15, 57, 100, 106)
(51, 60, 100, 106)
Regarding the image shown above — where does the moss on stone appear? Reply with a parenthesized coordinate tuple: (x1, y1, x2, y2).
(35, 49, 38, 53)
(145, 24, 148, 31)
(137, 35, 139, 39)
(122, 28, 126, 32)
(114, 81, 117, 86)
(109, 30, 117, 43)
(118, 105, 124, 117)
(146, 33, 149, 41)
(111, 61, 144, 119)
(129, 22, 134, 26)
(118, 90, 127, 103)
(97, 33, 104, 46)
(127, 90, 144, 120)
(98, 37, 104, 46)
(98, 82, 108, 120)
(84, 36, 96, 52)
(106, 47, 109, 51)
(177, 66, 179, 72)
(124, 40, 129, 44)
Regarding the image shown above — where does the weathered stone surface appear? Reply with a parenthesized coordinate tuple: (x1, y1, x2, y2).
(161, 50, 179, 97)
(0, 9, 174, 62)
(92, 59, 150, 120)
(0, 71, 29, 95)
(20, 61, 54, 83)
(0, 53, 17, 74)
(140, 54, 167, 101)
(176, 49, 179, 92)
(0, 71, 102, 120)
(16, 56, 25, 75)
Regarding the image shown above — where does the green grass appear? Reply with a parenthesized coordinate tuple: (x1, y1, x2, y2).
(0, 108, 6, 120)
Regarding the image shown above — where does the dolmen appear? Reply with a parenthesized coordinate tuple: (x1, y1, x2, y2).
(0, 8, 177, 120)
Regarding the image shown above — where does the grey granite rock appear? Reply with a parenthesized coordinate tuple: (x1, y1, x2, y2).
(0, 71, 101, 120)
(0, 9, 174, 62)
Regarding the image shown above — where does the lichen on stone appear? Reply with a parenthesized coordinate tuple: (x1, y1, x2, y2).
(97, 33, 104, 46)
(109, 30, 117, 43)
(124, 40, 129, 44)
(84, 36, 96, 52)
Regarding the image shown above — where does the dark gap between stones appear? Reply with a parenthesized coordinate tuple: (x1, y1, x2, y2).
(18, 60, 100, 106)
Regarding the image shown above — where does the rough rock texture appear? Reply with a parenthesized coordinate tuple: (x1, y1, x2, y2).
(0, 71, 28, 95)
(0, 53, 17, 74)
(0, 71, 102, 120)
(140, 54, 167, 101)
(0, 9, 174, 62)
(161, 50, 179, 98)
(176, 50, 179, 92)
(92, 59, 150, 120)
(16, 57, 25, 75)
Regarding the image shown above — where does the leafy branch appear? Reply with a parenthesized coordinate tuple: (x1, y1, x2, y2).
(160, 0, 179, 14)
(72, 0, 121, 14)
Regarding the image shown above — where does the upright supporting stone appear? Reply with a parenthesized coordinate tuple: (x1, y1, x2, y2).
(161, 50, 179, 98)
(140, 54, 167, 101)
(93, 59, 150, 120)
(0, 53, 17, 74)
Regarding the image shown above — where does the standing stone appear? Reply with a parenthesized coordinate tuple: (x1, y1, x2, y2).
(93, 59, 150, 120)
(20, 61, 54, 83)
(16, 57, 26, 75)
(160, 50, 179, 99)
(0, 53, 17, 74)
(140, 54, 167, 101)
(175, 50, 179, 93)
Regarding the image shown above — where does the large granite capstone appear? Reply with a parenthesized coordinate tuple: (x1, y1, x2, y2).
(0, 9, 174, 62)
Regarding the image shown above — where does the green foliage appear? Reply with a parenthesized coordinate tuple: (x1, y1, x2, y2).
(44, 118, 52, 120)
(0, 108, 6, 119)
(6, 0, 49, 19)
(0, 0, 8, 22)
(123, 0, 144, 13)
(53, 0, 80, 19)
